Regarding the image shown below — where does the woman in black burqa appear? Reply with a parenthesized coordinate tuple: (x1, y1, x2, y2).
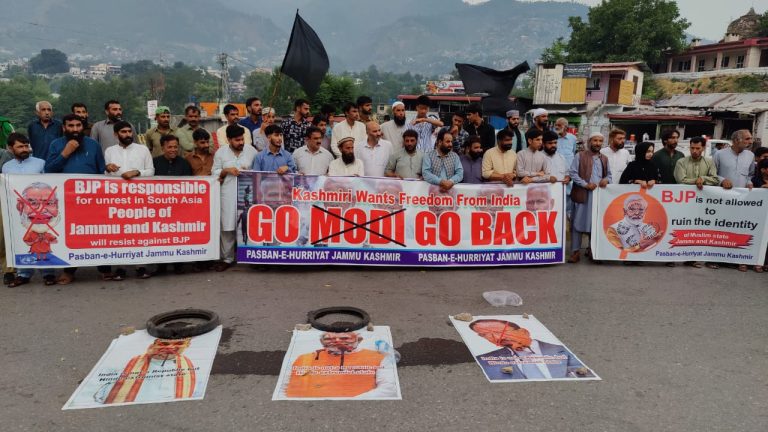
(620, 141, 661, 187)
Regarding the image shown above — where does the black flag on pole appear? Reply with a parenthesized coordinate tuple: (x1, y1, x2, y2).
(455, 61, 531, 96)
(280, 12, 329, 97)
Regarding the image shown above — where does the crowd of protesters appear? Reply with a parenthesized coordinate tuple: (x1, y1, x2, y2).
(1, 94, 766, 287)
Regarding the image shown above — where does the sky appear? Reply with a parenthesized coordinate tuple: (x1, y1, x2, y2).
(464, 0, 764, 41)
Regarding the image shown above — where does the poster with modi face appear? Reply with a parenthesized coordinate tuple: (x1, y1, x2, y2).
(273, 326, 402, 400)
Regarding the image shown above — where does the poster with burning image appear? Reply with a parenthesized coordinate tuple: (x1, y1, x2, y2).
(63, 327, 222, 409)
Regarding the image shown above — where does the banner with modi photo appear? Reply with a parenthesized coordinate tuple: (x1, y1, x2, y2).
(591, 185, 768, 264)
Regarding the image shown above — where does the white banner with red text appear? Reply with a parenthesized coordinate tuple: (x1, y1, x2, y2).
(0, 174, 220, 267)
(590, 184, 768, 264)
(236, 172, 565, 266)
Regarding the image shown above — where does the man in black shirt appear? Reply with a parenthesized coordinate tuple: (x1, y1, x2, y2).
(464, 103, 495, 151)
(152, 134, 192, 275)
(153, 134, 192, 176)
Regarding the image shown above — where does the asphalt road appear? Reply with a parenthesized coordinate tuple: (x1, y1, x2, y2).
(1, 261, 766, 432)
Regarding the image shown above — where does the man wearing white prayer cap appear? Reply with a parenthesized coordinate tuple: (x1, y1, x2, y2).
(567, 130, 611, 263)
(530, 108, 549, 132)
(381, 101, 407, 152)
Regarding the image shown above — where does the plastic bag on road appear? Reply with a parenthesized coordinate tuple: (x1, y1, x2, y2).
(483, 290, 523, 307)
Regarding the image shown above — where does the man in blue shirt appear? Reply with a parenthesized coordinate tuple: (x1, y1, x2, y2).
(44, 114, 108, 285)
(252, 125, 296, 174)
(27, 101, 63, 160)
(238, 97, 262, 134)
(423, 129, 463, 191)
(2, 133, 56, 287)
(45, 114, 106, 175)
(2, 133, 45, 174)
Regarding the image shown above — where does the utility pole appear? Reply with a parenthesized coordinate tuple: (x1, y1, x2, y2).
(217, 53, 230, 113)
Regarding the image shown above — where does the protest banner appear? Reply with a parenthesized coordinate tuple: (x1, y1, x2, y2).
(591, 185, 768, 264)
(63, 326, 222, 409)
(0, 174, 220, 268)
(236, 172, 566, 266)
(273, 326, 401, 400)
(451, 314, 599, 382)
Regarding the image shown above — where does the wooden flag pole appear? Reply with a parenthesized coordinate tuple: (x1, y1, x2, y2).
(267, 70, 283, 111)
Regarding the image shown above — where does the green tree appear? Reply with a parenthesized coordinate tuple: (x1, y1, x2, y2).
(244, 70, 272, 98)
(29, 49, 69, 74)
(565, 0, 690, 65)
(540, 37, 569, 63)
(57, 77, 147, 131)
(758, 11, 768, 37)
(0, 76, 53, 127)
(162, 63, 218, 113)
(265, 67, 307, 115)
(313, 75, 357, 112)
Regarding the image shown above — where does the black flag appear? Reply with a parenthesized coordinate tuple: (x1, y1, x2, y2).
(280, 12, 329, 97)
(455, 61, 530, 96)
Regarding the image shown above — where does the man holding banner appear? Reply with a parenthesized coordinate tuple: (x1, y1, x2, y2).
(714, 130, 756, 272)
(44, 114, 107, 284)
(3, 134, 56, 287)
(568, 132, 611, 263)
(213, 125, 257, 272)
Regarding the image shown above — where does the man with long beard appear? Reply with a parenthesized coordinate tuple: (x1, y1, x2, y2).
(568, 132, 611, 263)
(381, 101, 408, 152)
(44, 114, 107, 285)
(104, 121, 155, 280)
(328, 137, 365, 176)
(460, 136, 485, 184)
(423, 129, 463, 191)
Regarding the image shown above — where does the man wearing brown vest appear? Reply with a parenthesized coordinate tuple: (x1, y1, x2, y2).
(568, 132, 611, 263)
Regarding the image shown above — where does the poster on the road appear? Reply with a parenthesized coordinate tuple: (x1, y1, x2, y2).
(591, 185, 768, 264)
(451, 315, 599, 382)
(237, 172, 565, 266)
(63, 327, 222, 410)
(0, 174, 220, 267)
(272, 326, 402, 400)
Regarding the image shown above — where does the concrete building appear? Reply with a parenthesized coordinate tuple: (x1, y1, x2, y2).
(532, 62, 648, 140)
(653, 8, 768, 79)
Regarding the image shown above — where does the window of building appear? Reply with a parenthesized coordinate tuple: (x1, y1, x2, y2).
(721, 56, 730, 68)
(587, 77, 600, 90)
(736, 55, 744, 68)
(677, 60, 691, 71)
(698, 59, 705, 72)
(713, 58, 717, 69)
